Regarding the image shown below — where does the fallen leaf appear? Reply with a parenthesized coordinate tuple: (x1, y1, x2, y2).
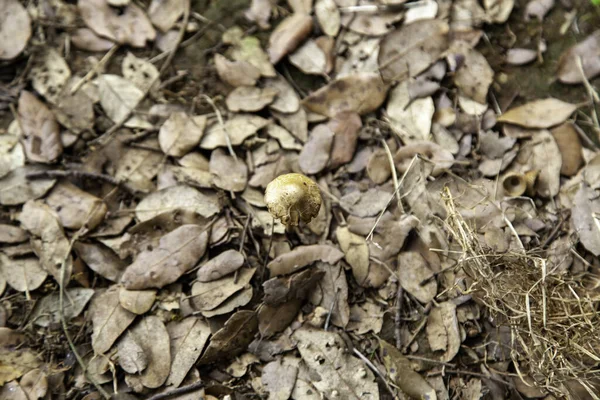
(328, 112, 362, 168)
(74, 241, 126, 282)
(268, 13, 313, 64)
(127, 316, 170, 388)
(299, 124, 334, 175)
(0, 381, 26, 399)
(337, 36, 380, 78)
(71, 28, 115, 51)
(199, 310, 258, 364)
(89, 286, 137, 354)
(394, 141, 454, 176)
(551, 123, 582, 176)
(30, 288, 94, 328)
(121, 225, 208, 290)
(340, 187, 390, 218)
(572, 183, 600, 256)
(0, 130, 25, 179)
(114, 142, 163, 193)
(291, 362, 321, 400)
(397, 251, 437, 304)
(20, 369, 48, 400)
(268, 244, 344, 277)
(262, 356, 299, 400)
(148, 0, 185, 32)
(405, 0, 439, 23)
(484, 0, 514, 22)
(226, 352, 260, 378)
(427, 302, 461, 362)
(170, 165, 213, 189)
(506, 48, 537, 66)
(0, 0, 31, 60)
(478, 130, 516, 159)
(303, 73, 389, 118)
(265, 75, 301, 114)
(341, 8, 402, 36)
(18, 91, 62, 163)
(53, 78, 95, 134)
(379, 339, 437, 400)
(214, 54, 262, 87)
(202, 286, 253, 318)
(557, 31, 600, 84)
(226, 86, 278, 112)
(117, 332, 148, 374)
(315, 0, 340, 37)
(524, 0, 554, 21)
(386, 81, 435, 142)
(229, 35, 277, 77)
(119, 288, 156, 314)
(0, 224, 27, 244)
(378, 20, 449, 82)
(166, 317, 211, 387)
(79, 0, 156, 47)
(136, 185, 221, 222)
(293, 327, 379, 400)
(200, 114, 269, 150)
(496, 98, 577, 129)
(263, 268, 325, 306)
(309, 262, 350, 327)
(45, 181, 107, 230)
(523, 130, 562, 197)
(209, 148, 249, 192)
(288, 0, 312, 13)
(453, 45, 494, 104)
(266, 124, 302, 151)
(244, 0, 272, 29)
(197, 249, 245, 282)
(29, 49, 71, 105)
(0, 254, 47, 293)
(191, 267, 255, 311)
(97, 74, 145, 124)
(346, 300, 383, 334)
(336, 227, 369, 286)
(289, 40, 329, 76)
(122, 52, 160, 95)
(159, 112, 207, 157)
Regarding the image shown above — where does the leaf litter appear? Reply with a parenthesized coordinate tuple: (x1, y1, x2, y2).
(1, 0, 600, 398)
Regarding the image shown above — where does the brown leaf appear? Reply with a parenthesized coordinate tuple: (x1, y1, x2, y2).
(315, 0, 340, 37)
(197, 249, 245, 282)
(267, 244, 344, 277)
(378, 20, 449, 83)
(135, 185, 221, 222)
(71, 28, 115, 51)
(453, 45, 494, 104)
(289, 39, 329, 76)
(79, 0, 156, 47)
(386, 81, 435, 142)
(346, 300, 383, 335)
(148, 0, 185, 32)
(0, 224, 27, 244)
(394, 141, 454, 177)
(127, 316, 170, 389)
(214, 54, 261, 87)
(426, 302, 461, 362)
(53, 78, 95, 134)
(261, 356, 299, 400)
(226, 86, 278, 112)
(268, 13, 313, 64)
(367, 150, 391, 184)
(229, 35, 277, 77)
(0, 0, 31, 60)
(341, 9, 402, 36)
(340, 187, 391, 218)
(0, 347, 40, 387)
(272, 109, 308, 142)
(336, 227, 369, 286)
(258, 299, 302, 337)
(200, 114, 269, 150)
(397, 251, 437, 304)
(496, 98, 577, 129)
(202, 286, 253, 318)
(191, 267, 255, 311)
(115, 142, 163, 193)
(506, 48, 537, 66)
(557, 31, 600, 84)
(199, 310, 258, 364)
(209, 149, 248, 192)
(265, 76, 300, 113)
(266, 124, 303, 151)
(0, 254, 47, 293)
(30, 289, 94, 329)
(45, 182, 107, 230)
(29, 49, 71, 105)
(551, 122, 583, 176)
(158, 112, 207, 157)
(74, 241, 126, 282)
(117, 332, 148, 374)
(298, 124, 334, 175)
(309, 262, 349, 328)
(328, 112, 362, 168)
(572, 183, 600, 256)
(20, 369, 48, 400)
(263, 268, 325, 306)
(302, 73, 389, 118)
(90, 286, 136, 354)
(166, 317, 211, 387)
(18, 91, 62, 163)
(522, 130, 562, 197)
(122, 52, 160, 95)
(120, 225, 209, 290)
(97, 75, 145, 124)
(119, 288, 156, 314)
(244, 0, 272, 29)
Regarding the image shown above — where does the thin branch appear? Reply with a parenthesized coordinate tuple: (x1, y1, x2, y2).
(352, 348, 398, 400)
(71, 45, 119, 94)
(146, 381, 205, 400)
(159, 0, 191, 76)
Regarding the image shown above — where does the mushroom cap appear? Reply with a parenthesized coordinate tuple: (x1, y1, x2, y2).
(264, 173, 322, 226)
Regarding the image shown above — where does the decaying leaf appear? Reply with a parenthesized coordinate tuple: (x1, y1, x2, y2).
(309, 262, 350, 328)
(496, 98, 577, 129)
(121, 225, 209, 290)
(114, 143, 163, 193)
(191, 267, 255, 311)
(148, 0, 185, 32)
(117, 332, 148, 374)
(127, 316, 170, 389)
(453, 45, 494, 104)
(340, 187, 390, 218)
(258, 299, 302, 337)
(341, 8, 402, 36)
(289, 39, 330, 76)
(298, 124, 334, 175)
(226, 86, 278, 112)
(0, 345, 40, 386)
(166, 317, 211, 387)
(229, 34, 277, 77)
(45, 181, 107, 230)
(272, 108, 308, 142)
(328, 112, 362, 168)
(427, 302, 461, 362)
(265, 75, 300, 113)
(268, 13, 313, 64)
(135, 185, 221, 221)
(0, 224, 27, 244)
(71, 28, 115, 51)
(0, 130, 25, 179)
(315, 0, 340, 37)
(397, 251, 437, 304)
(89, 286, 136, 354)
(268, 244, 344, 277)
(263, 268, 325, 306)
(197, 249, 245, 282)
(30, 288, 94, 328)
(244, 0, 272, 29)
(0, 254, 47, 293)
(29, 49, 71, 105)
(20, 369, 48, 400)
(209, 149, 248, 192)
(96, 74, 145, 124)
(158, 112, 207, 157)
(303, 73, 389, 118)
(262, 356, 299, 400)
(200, 114, 269, 150)
(336, 227, 369, 286)
(199, 310, 258, 364)
(386, 81, 435, 142)
(214, 54, 262, 87)
(506, 48, 537, 66)
(557, 31, 600, 84)
(394, 141, 454, 176)
(202, 286, 253, 318)
(18, 91, 62, 163)
(293, 327, 380, 400)
(551, 123, 582, 177)
(572, 183, 600, 256)
(119, 288, 156, 314)
(122, 52, 160, 95)
(74, 241, 127, 282)
(53, 78, 95, 134)
(0, 0, 31, 60)
(346, 300, 384, 335)
(266, 124, 302, 151)
(0, 166, 55, 206)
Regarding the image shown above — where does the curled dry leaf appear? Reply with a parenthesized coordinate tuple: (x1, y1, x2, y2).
(522, 130, 562, 197)
(97, 74, 145, 124)
(262, 356, 299, 400)
(0, 254, 46, 293)
(30, 288, 94, 328)
(387, 81, 435, 142)
(18, 91, 62, 163)
(117, 332, 148, 374)
(166, 317, 211, 387)
(74, 241, 126, 282)
(299, 124, 334, 175)
(496, 98, 577, 129)
(268, 13, 313, 64)
(90, 286, 136, 354)
(394, 141, 454, 176)
(572, 183, 600, 256)
(293, 327, 379, 400)
(427, 302, 461, 362)
(78, 0, 156, 47)
(121, 225, 208, 290)
(0, 0, 31, 60)
(210, 149, 248, 192)
(159, 112, 207, 157)
(29, 49, 71, 105)
(226, 86, 278, 112)
(45, 182, 107, 230)
(336, 227, 369, 286)
(197, 249, 245, 282)
(328, 112, 362, 168)
(551, 123, 582, 176)
(199, 310, 258, 365)
(148, 0, 185, 32)
(557, 31, 600, 84)
(119, 288, 156, 314)
(378, 20, 449, 83)
(127, 316, 170, 389)
(397, 251, 437, 304)
(191, 267, 255, 311)
(200, 114, 269, 150)
(71, 28, 115, 51)
(0, 166, 55, 206)
(136, 184, 221, 222)
(214, 54, 261, 87)
(267, 244, 344, 277)
(302, 73, 389, 118)
(315, 0, 340, 37)
(263, 268, 325, 306)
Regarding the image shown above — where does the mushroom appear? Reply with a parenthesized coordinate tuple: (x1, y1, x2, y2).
(264, 173, 322, 226)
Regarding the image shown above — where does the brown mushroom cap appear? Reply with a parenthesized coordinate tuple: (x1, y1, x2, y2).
(264, 173, 322, 226)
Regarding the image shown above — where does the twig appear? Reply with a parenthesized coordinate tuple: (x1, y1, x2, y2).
(395, 284, 403, 349)
(380, 138, 403, 213)
(576, 56, 600, 137)
(26, 170, 136, 195)
(146, 381, 205, 400)
(71, 45, 119, 95)
(159, 0, 191, 76)
(199, 94, 236, 160)
(352, 348, 399, 400)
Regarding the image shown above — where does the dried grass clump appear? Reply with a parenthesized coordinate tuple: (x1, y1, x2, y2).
(441, 187, 600, 397)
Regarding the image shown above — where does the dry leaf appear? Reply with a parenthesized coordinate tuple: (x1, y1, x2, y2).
(136, 185, 221, 221)
(303, 73, 389, 118)
(496, 98, 577, 129)
(71, 28, 115, 51)
(0, 131, 25, 179)
(30, 49, 71, 105)
(328, 112, 362, 168)
(378, 20, 449, 82)
(340, 187, 390, 218)
(397, 251, 437, 304)
(122, 52, 160, 95)
(18, 91, 62, 163)
(405, 0, 439, 23)
(245, 0, 272, 29)
(551, 122, 582, 176)
(315, 0, 340, 37)
(268, 13, 313, 64)
(127, 316, 170, 388)
(0, 0, 31, 60)
(121, 225, 208, 290)
(394, 141, 454, 176)
(299, 124, 334, 175)
(0, 254, 47, 293)
(166, 317, 211, 387)
(117, 332, 148, 374)
(74, 242, 126, 282)
(210, 149, 249, 192)
(523, 130, 562, 197)
(426, 302, 461, 362)
(262, 356, 299, 400)
(0, 381, 26, 399)
(191, 267, 255, 311)
(148, 0, 185, 32)
(159, 112, 207, 157)
(199, 310, 258, 364)
(200, 114, 269, 150)
(386, 81, 434, 142)
(367, 150, 391, 184)
(97, 74, 145, 124)
(266, 124, 302, 151)
(45, 182, 107, 230)
(337, 36, 380, 78)
(263, 268, 325, 306)
(0, 345, 40, 387)
(30, 288, 94, 328)
(453, 45, 494, 104)
(119, 288, 156, 314)
(346, 300, 383, 334)
(115, 141, 163, 193)
(557, 31, 600, 84)
(53, 78, 95, 134)
(293, 327, 379, 400)
(289, 40, 329, 76)
(202, 286, 253, 318)
(229, 35, 277, 77)
(309, 262, 349, 327)
(79, 0, 156, 47)
(336, 227, 369, 286)
(272, 109, 308, 142)
(267, 244, 344, 277)
(265, 75, 301, 113)
(572, 183, 600, 256)
(197, 249, 245, 282)
(484, 0, 514, 22)
(20, 369, 48, 400)
(226, 86, 278, 112)
(506, 48, 537, 66)
(340, 8, 402, 36)
(90, 286, 136, 354)
(0, 166, 55, 206)
(214, 54, 261, 87)
(0, 224, 27, 244)
(524, 0, 554, 21)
